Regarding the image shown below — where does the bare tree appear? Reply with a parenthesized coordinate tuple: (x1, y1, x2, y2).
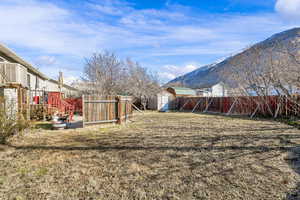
(83, 51, 124, 95)
(124, 59, 160, 110)
(82, 52, 161, 109)
(226, 39, 300, 117)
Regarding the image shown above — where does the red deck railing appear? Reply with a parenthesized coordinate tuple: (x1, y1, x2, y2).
(46, 92, 75, 120)
(64, 98, 83, 115)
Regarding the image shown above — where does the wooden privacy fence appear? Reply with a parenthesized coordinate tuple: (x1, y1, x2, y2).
(175, 95, 300, 118)
(82, 95, 133, 126)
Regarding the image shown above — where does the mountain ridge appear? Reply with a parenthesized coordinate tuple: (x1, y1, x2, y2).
(167, 27, 300, 89)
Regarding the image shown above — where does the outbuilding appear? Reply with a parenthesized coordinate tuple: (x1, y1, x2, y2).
(149, 87, 196, 111)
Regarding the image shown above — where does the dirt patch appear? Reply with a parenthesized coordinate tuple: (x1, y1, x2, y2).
(1, 112, 300, 200)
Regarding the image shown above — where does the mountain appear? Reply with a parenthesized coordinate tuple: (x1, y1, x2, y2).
(167, 27, 300, 88)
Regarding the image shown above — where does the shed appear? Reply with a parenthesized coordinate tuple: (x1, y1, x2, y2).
(149, 87, 196, 111)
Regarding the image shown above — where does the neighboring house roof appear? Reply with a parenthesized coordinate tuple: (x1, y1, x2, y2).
(0, 43, 48, 80)
(49, 78, 79, 91)
(62, 84, 79, 91)
(167, 87, 196, 96)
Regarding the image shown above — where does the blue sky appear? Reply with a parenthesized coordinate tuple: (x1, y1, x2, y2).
(0, 0, 299, 83)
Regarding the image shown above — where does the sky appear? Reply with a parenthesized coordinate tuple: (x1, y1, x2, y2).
(0, 0, 300, 84)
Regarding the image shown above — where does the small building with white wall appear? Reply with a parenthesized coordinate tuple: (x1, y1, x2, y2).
(196, 82, 228, 97)
(149, 87, 196, 111)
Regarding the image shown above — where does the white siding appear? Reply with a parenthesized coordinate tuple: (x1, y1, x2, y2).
(211, 84, 227, 97)
(45, 81, 60, 92)
(27, 73, 47, 91)
(62, 86, 77, 97)
(203, 91, 212, 97)
(16, 64, 27, 87)
(1, 88, 18, 118)
(201, 83, 228, 97)
(157, 90, 175, 111)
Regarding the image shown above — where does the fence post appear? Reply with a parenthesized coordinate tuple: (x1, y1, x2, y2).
(285, 96, 288, 117)
(26, 89, 30, 120)
(220, 97, 222, 113)
(125, 99, 127, 122)
(82, 95, 85, 128)
(116, 96, 122, 124)
(42, 91, 46, 121)
(130, 97, 133, 119)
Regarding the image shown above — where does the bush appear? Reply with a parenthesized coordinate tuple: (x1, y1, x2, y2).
(0, 108, 31, 144)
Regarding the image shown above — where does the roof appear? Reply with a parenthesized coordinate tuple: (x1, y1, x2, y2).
(168, 87, 196, 96)
(62, 83, 79, 91)
(49, 78, 79, 91)
(0, 43, 77, 90)
(0, 43, 48, 80)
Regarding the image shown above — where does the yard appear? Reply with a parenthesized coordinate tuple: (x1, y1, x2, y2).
(1, 112, 300, 200)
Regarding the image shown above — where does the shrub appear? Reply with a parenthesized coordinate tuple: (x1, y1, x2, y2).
(0, 106, 31, 144)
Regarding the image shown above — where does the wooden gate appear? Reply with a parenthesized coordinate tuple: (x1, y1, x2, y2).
(82, 95, 133, 126)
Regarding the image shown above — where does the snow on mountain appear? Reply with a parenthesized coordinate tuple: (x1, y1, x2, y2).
(167, 27, 300, 89)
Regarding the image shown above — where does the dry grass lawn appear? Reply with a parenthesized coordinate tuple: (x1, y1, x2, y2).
(1, 112, 300, 200)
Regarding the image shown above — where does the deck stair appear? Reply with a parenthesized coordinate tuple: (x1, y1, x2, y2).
(47, 92, 74, 121)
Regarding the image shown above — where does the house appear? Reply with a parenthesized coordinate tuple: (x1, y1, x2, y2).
(195, 82, 228, 97)
(0, 43, 79, 117)
(149, 87, 196, 111)
(71, 81, 96, 95)
(48, 78, 78, 97)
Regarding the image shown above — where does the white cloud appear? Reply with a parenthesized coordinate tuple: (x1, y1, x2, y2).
(275, 0, 300, 19)
(159, 72, 177, 80)
(1, 0, 296, 58)
(159, 64, 198, 81)
(0, 0, 121, 57)
(90, 0, 132, 16)
(163, 64, 198, 74)
(92, 5, 125, 16)
(35, 56, 57, 66)
(63, 75, 79, 85)
(119, 8, 186, 27)
(0, 1, 68, 50)
(0, 0, 299, 85)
